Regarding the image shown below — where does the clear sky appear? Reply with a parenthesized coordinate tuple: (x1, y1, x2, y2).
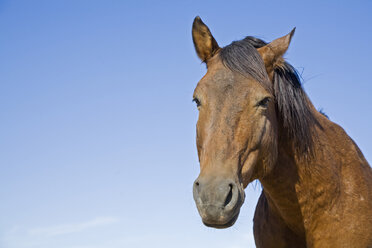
(0, 1, 371, 247)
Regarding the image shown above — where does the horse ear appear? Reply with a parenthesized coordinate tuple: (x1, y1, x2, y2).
(257, 28, 295, 76)
(192, 16, 220, 63)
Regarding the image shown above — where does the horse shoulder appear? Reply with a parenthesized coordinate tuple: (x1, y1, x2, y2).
(303, 116, 372, 247)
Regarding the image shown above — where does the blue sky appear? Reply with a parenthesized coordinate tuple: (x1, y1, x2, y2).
(0, 1, 371, 247)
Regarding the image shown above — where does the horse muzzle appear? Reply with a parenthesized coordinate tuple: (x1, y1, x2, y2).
(193, 177, 245, 228)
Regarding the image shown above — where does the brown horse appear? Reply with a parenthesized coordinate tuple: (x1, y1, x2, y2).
(191, 16, 372, 248)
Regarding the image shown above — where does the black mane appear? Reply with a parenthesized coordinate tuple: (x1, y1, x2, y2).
(219, 36, 316, 155)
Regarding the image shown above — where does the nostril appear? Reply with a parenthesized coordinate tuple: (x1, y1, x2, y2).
(193, 180, 202, 205)
(224, 183, 233, 207)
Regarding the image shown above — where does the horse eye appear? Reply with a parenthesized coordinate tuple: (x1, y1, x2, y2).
(193, 98, 201, 108)
(257, 97, 270, 107)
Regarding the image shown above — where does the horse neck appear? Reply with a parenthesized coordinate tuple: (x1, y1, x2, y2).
(259, 105, 339, 236)
(259, 138, 307, 236)
(259, 105, 372, 236)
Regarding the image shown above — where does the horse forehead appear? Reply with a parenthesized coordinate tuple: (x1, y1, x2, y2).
(200, 70, 265, 101)
(196, 68, 240, 98)
(195, 56, 265, 99)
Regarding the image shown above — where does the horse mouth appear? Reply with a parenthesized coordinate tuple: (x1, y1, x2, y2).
(202, 210, 240, 229)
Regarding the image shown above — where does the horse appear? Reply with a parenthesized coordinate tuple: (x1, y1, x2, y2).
(191, 16, 372, 248)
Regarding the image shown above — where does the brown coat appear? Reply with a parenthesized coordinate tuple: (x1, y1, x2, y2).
(191, 16, 372, 248)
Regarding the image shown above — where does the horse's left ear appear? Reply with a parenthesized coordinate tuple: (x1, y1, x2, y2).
(258, 28, 295, 76)
(192, 16, 220, 63)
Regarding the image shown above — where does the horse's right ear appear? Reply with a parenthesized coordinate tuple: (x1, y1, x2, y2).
(192, 16, 220, 63)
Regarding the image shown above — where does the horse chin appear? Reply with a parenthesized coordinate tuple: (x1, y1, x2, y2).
(202, 210, 240, 229)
